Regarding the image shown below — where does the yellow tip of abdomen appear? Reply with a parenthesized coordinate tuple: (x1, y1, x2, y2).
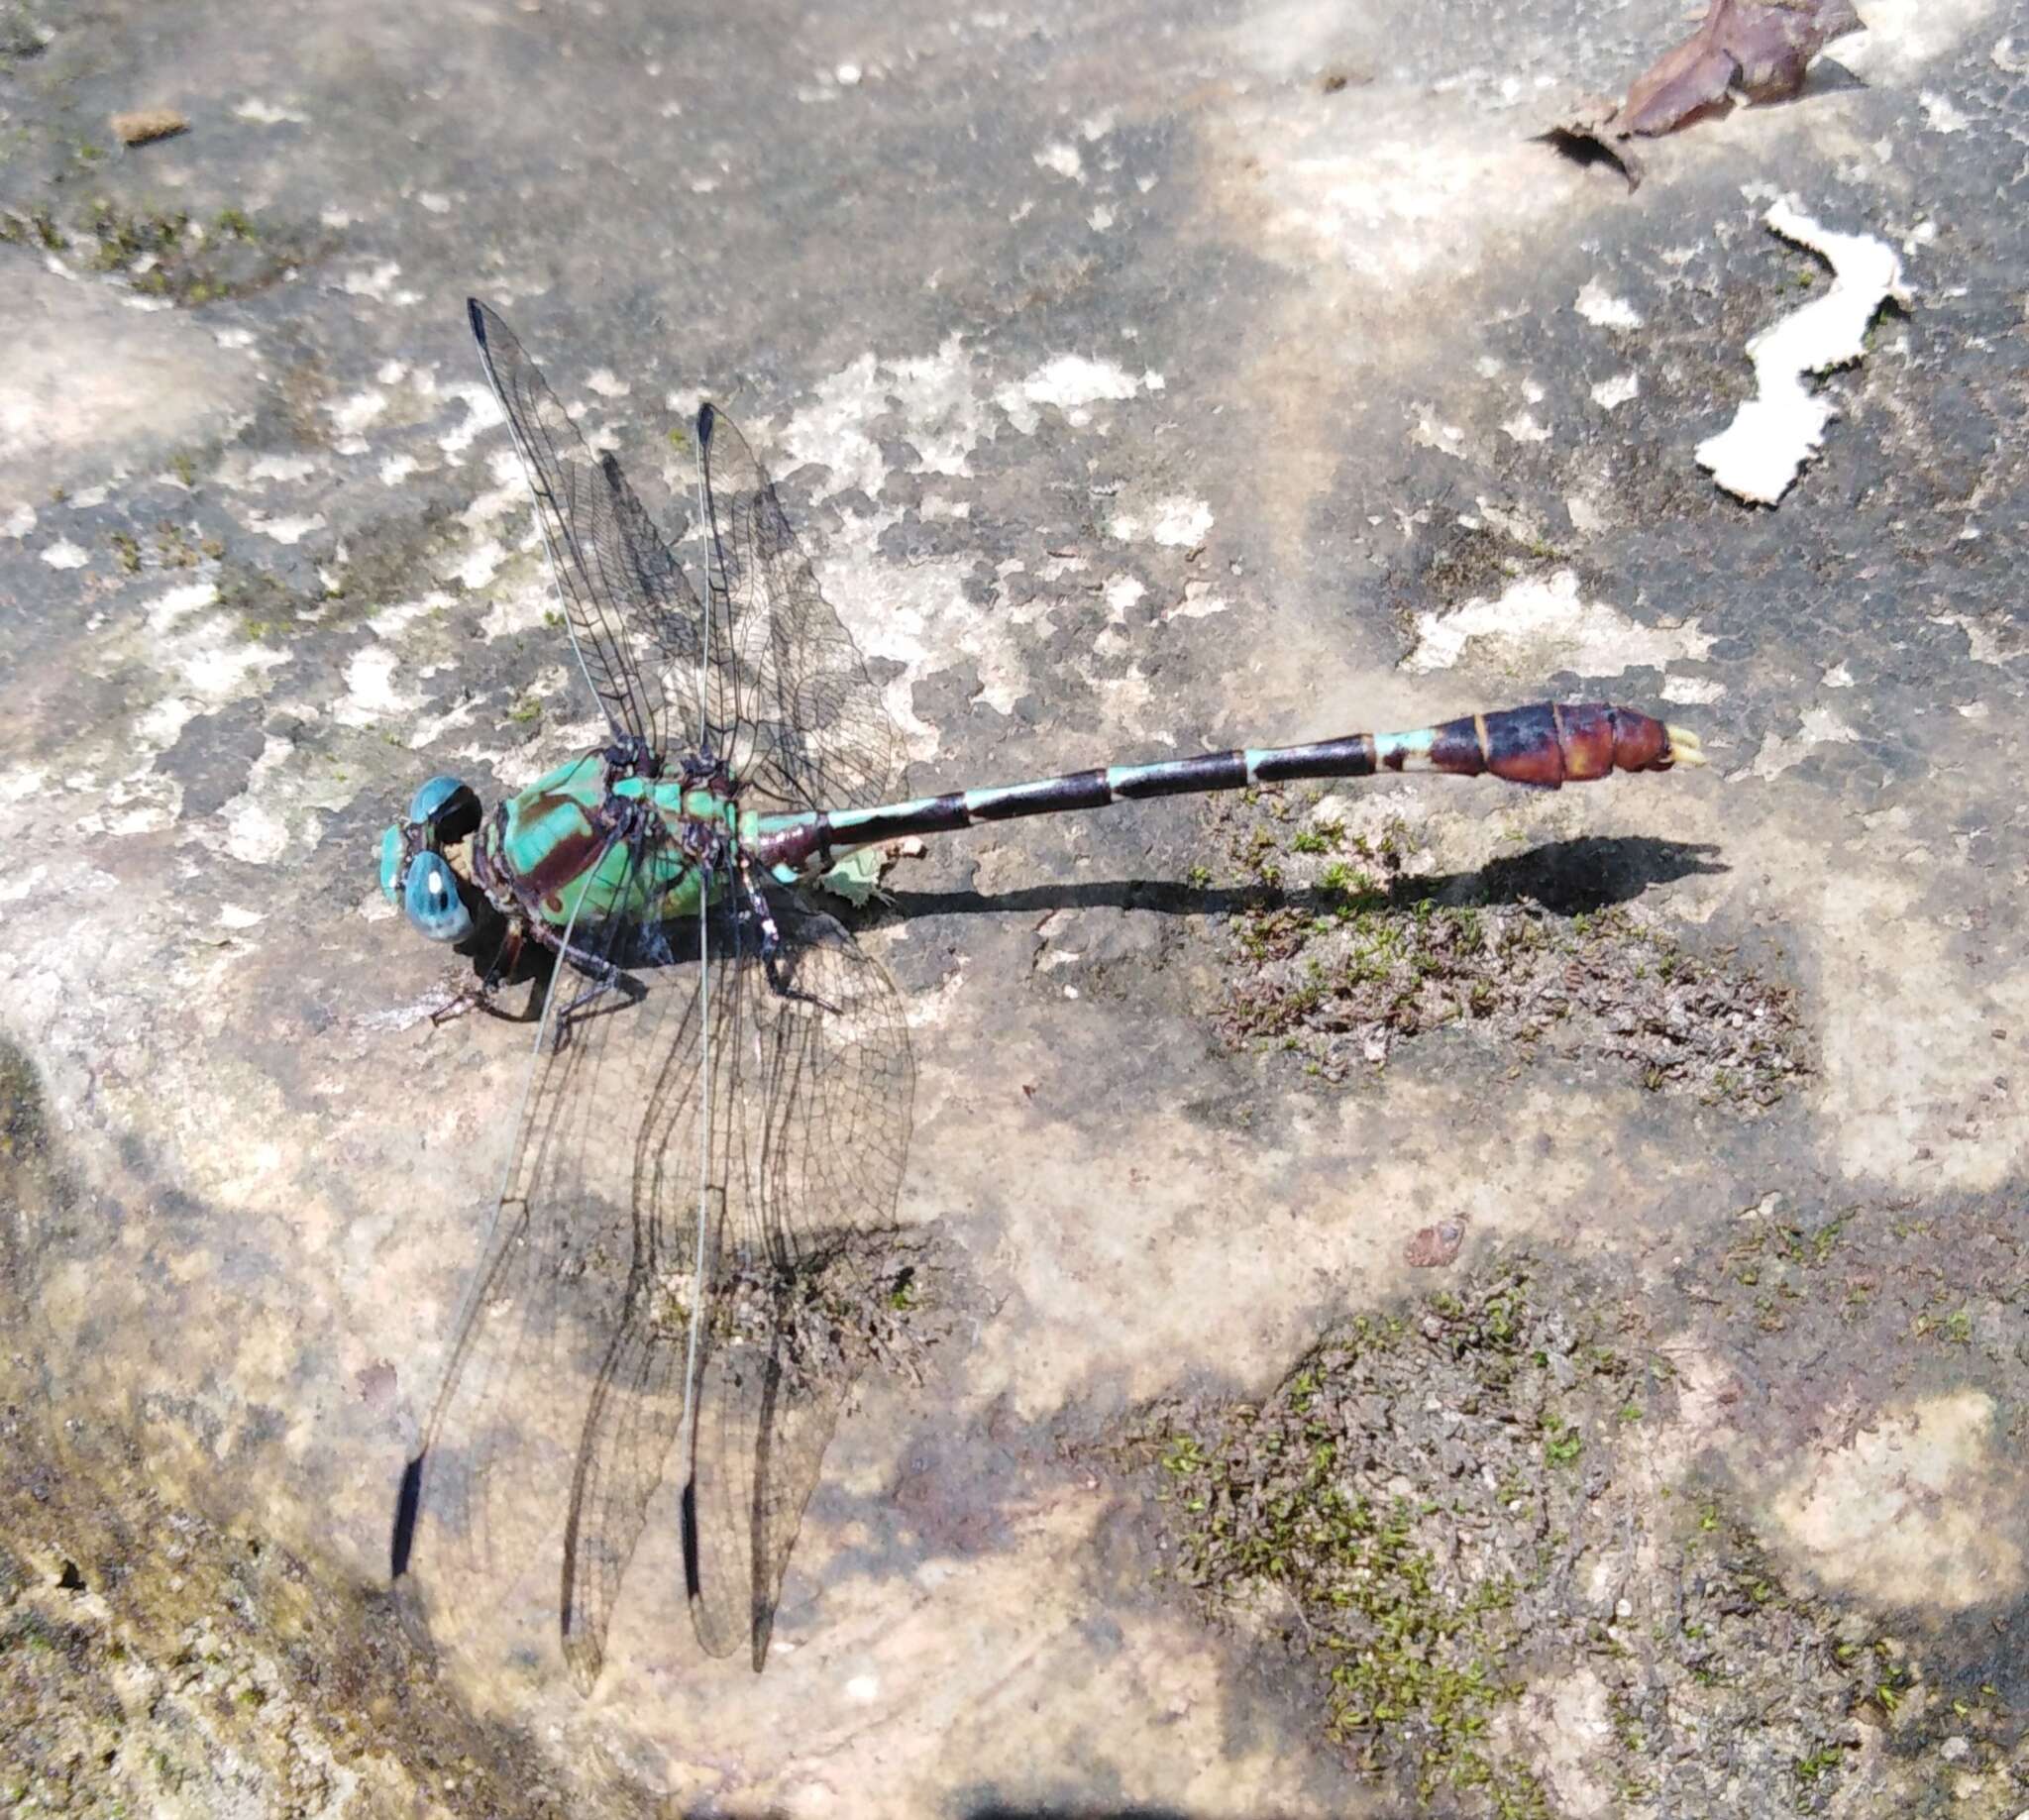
(1664, 724, 1708, 768)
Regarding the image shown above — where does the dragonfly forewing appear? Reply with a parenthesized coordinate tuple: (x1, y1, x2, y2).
(698, 404, 908, 816)
(469, 298, 703, 762)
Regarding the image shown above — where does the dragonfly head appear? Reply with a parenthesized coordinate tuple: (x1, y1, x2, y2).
(378, 775, 484, 943)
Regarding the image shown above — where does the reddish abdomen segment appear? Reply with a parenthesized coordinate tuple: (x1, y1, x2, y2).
(1421, 702, 1677, 787)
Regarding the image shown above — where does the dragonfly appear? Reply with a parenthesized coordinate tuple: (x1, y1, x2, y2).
(381, 299, 1707, 1690)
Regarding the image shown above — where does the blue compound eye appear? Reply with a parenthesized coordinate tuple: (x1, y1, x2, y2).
(407, 775, 482, 843)
(402, 849, 475, 943)
(378, 824, 405, 905)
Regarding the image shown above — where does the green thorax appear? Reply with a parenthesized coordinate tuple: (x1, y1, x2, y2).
(487, 753, 757, 927)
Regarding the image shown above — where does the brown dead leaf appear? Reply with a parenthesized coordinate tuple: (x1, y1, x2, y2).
(111, 108, 189, 147)
(1403, 1216, 1468, 1269)
(1548, 0, 1863, 187)
(1620, 0, 1863, 134)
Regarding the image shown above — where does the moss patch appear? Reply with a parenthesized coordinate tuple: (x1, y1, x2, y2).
(1127, 1259, 2016, 1816)
(1204, 791, 1805, 1105)
(0, 195, 323, 306)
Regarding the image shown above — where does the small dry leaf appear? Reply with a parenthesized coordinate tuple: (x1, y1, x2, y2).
(1548, 0, 1863, 188)
(1618, 0, 1862, 135)
(111, 108, 189, 147)
(1404, 1216, 1468, 1269)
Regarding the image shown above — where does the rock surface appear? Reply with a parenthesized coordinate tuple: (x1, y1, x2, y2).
(1, 0, 2025, 1814)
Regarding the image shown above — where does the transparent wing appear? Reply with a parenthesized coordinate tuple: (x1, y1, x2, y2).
(390, 829, 694, 1692)
(391, 884, 914, 1688)
(697, 405, 908, 815)
(469, 298, 704, 758)
(685, 899, 916, 1665)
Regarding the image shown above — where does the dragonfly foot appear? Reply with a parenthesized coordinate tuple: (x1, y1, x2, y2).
(764, 948, 840, 1015)
(429, 985, 483, 1026)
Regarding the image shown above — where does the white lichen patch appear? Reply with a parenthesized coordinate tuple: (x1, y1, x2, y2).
(218, 738, 299, 866)
(406, 697, 479, 750)
(1660, 674, 1727, 705)
(333, 646, 420, 728)
(812, 507, 1029, 740)
(451, 539, 504, 590)
(1931, 610, 2008, 664)
(364, 589, 451, 641)
(885, 337, 991, 476)
(243, 453, 318, 485)
(1108, 496, 1213, 549)
(1104, 574, 1147, 618)
(477, 567, 554, 641)
(1838, 0, 1994, 74)
(1590, 372, 1640, 410)
(40, 537, 88, 569)
(1409, 402, 1466, 458)
(326, 388, 389, 436)
(3, 502, 35, 538)
(1695, 198, 1908, 506)
(1034, 141, 1085, 181)
(1500, 411, 1549, 444)
(994, 356, 1142, 435)
(147, 581, 222, 634)
(436, 380, 506, 460)
(180, 634, 290, 709)
(1574, 279, 1643, 331)
(1160, 580, 1230, 622)
(249, 511, 327, 546)
(338, 262, 422, 306)
(1402, 569, 1716, 677)
(780, 354, 889, 497)
(233, 97, 308, 125)
(460, 448, 528, 529)
(1918, 89, 1970, 132)
(1743, 706, 1860, 780)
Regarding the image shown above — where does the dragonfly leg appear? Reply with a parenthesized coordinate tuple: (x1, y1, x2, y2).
(522, 915, 640, 1036)
(742, 866, 784, 960)
(428, 919, 546, 1027)
(742, 854, 841, 1014)
(481, 919, 525, 994)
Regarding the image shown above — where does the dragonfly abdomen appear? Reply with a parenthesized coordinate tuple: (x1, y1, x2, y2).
(750, 702, 1700, 877)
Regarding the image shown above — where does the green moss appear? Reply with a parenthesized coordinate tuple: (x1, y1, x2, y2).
(1137, 1269, 1582, 1808)
(1206, 789, 1806, 1103)
(4, 190, 321, 306)
(1129, 1252, 1980, 1812)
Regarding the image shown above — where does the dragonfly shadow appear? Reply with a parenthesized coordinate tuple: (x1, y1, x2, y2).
(877, 834, 1727, 924)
